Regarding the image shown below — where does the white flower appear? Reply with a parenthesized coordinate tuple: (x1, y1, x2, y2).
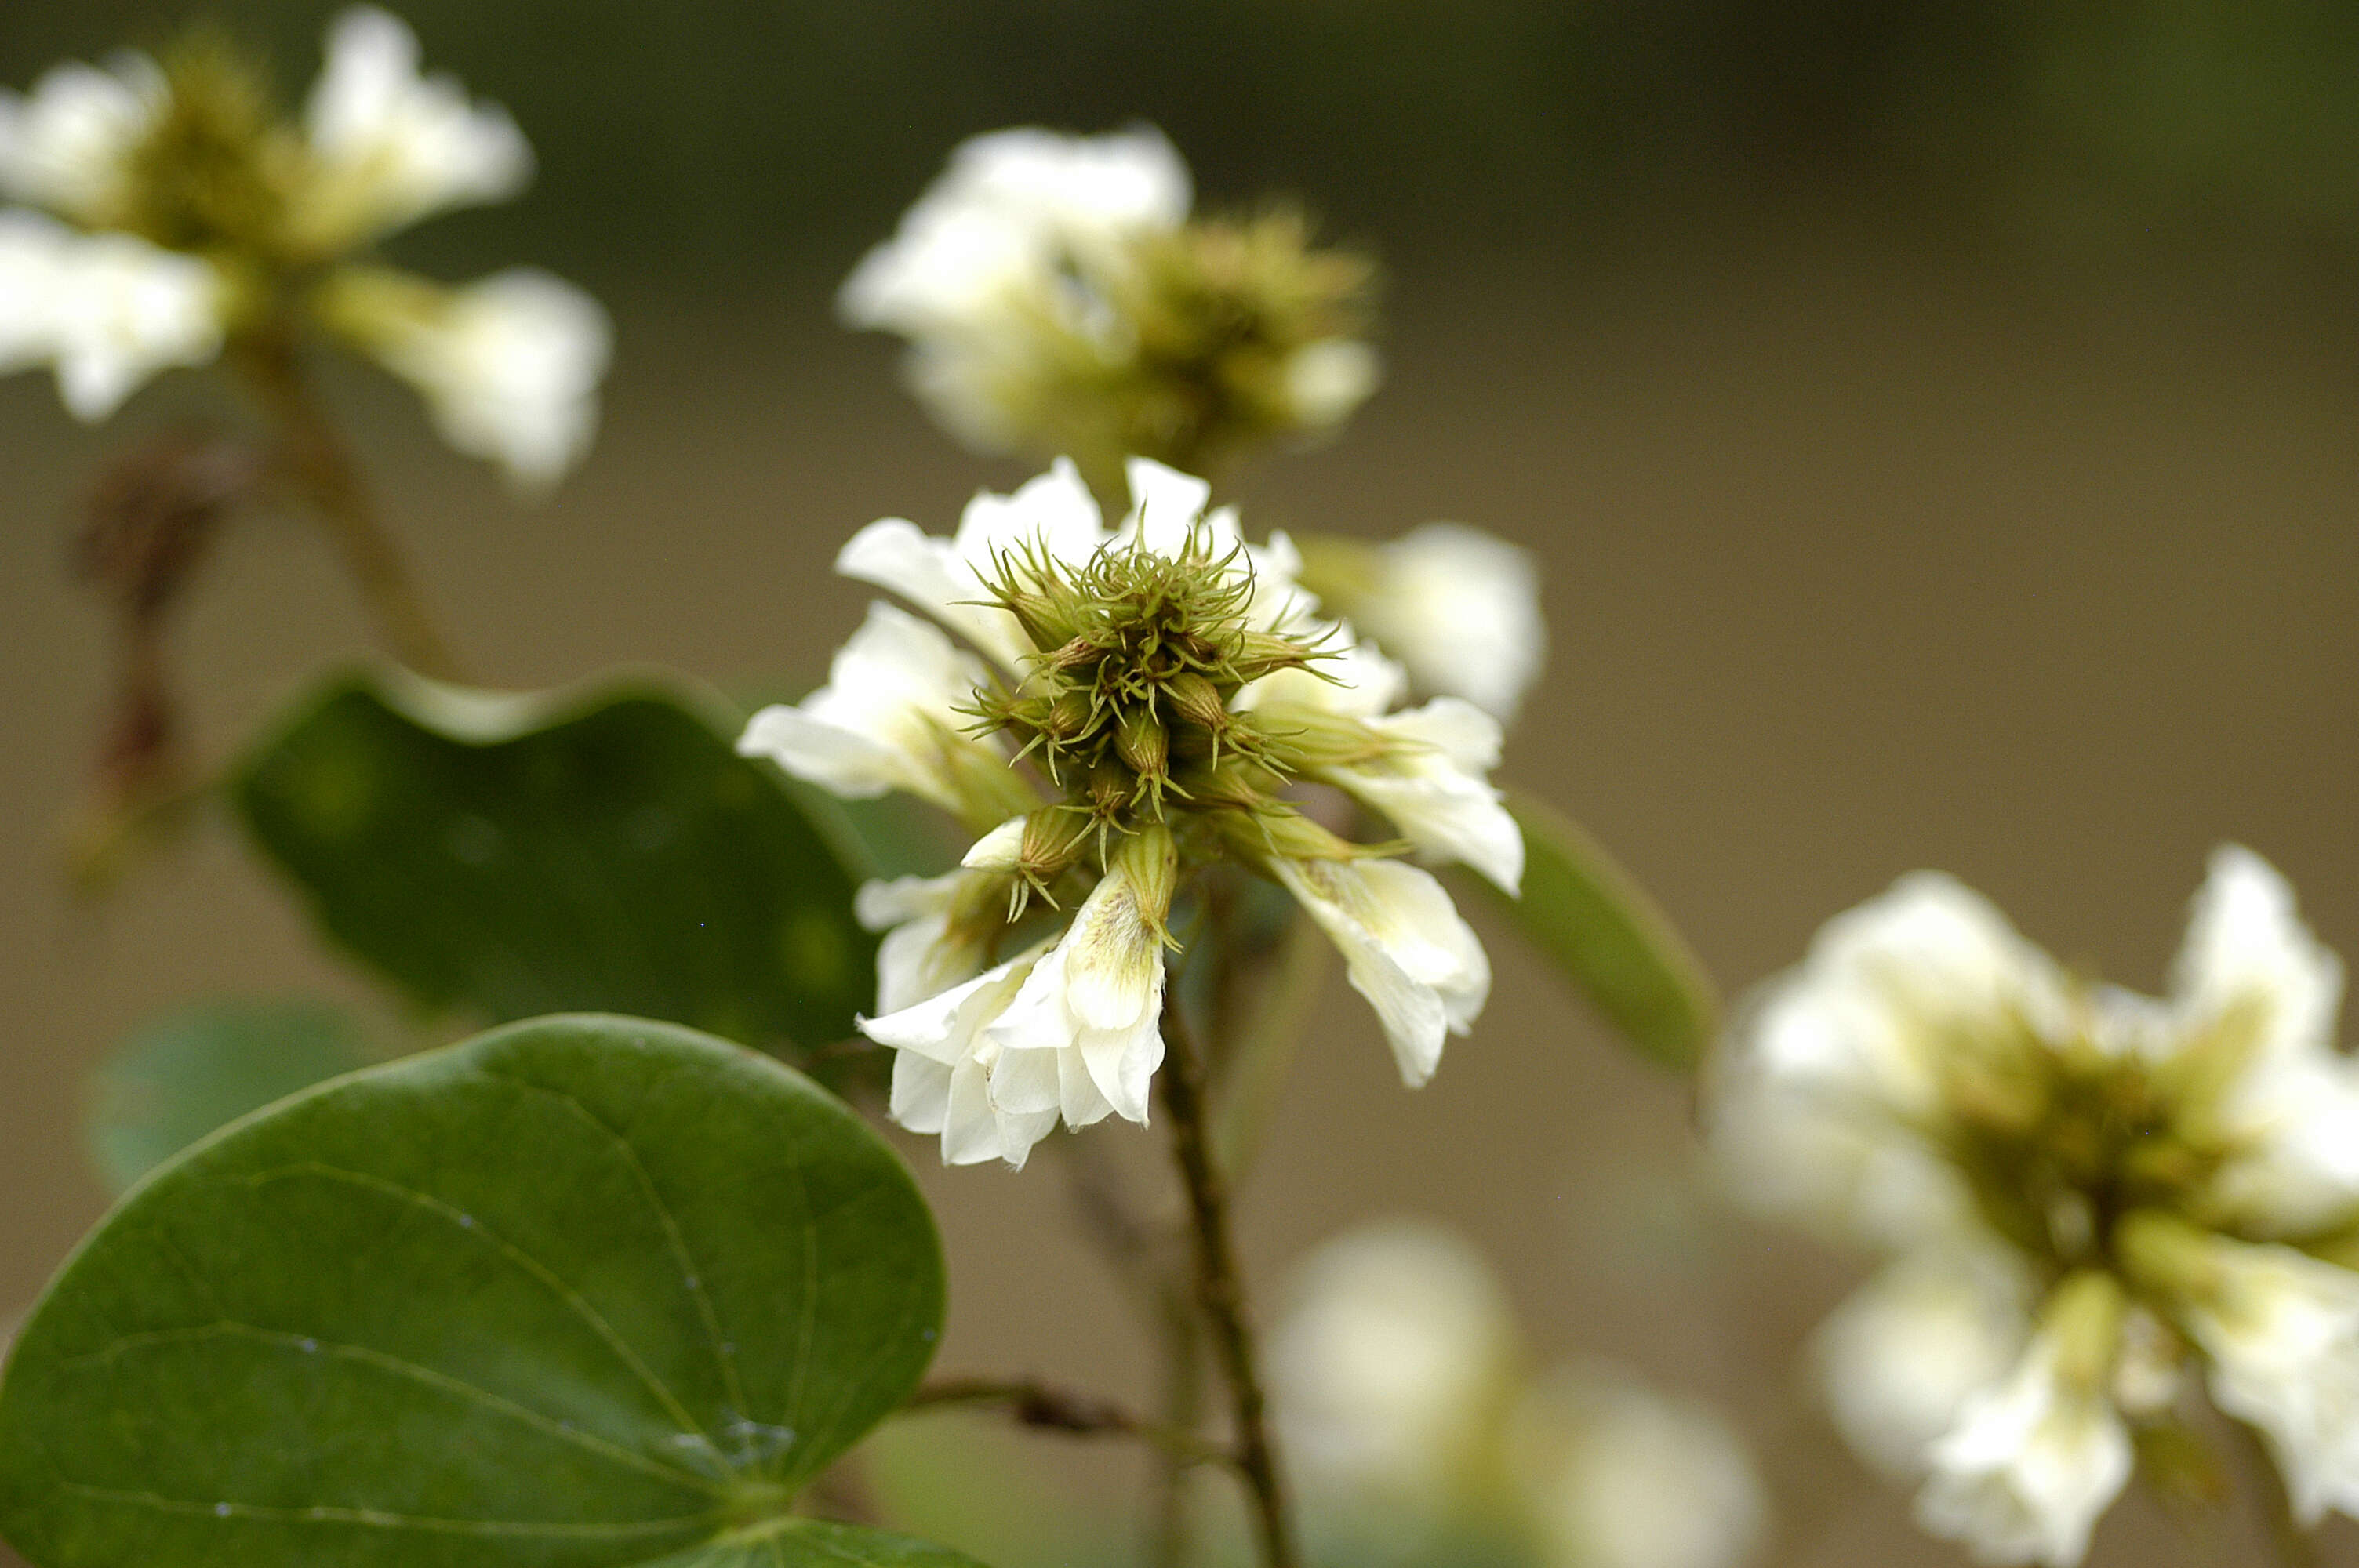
(2171, 1235, 2359, 1525)
(1914, 1279, 2132, 1568)
(345, 267, 609, 489)
(839, 124, 1187, 341)
(290, 6, 532, 253)
(866, 949, 1059, 1168)
(0, 54, 162, 225)
(836, 458, 1107, 672)
(1272, 855, 1488, 1087)
(1307, 522, 1547, 723)
(984, 829, 1176, 1128)
(1815, 1249, 2035, 1479)
(738, 601, 1002, 815)
(1507, 1366, 1768, 1568)
(0, 209, 225, 419)
(1270, 1222, 1519, 1521)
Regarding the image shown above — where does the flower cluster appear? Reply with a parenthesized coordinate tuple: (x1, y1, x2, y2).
(840, 126, 1379, 493)
(740, 457, 1519, 1167)
(1268, 1222, 1766, 1568)
(1710, 848, 2359, 1565)
(0, 9, 609, 487)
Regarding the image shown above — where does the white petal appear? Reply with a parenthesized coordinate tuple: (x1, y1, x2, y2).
(43, 230, 225, 419)
(940, 1058, 1006, 1165)
(295, 6, 532, 249)
(1283, 338, 1381, 431)
(2178, 1238, 2359, 1525)
(353, 267, 609, 488)
(1275, 856, 1489, 1086)
(1816, 1250, 2035, 1479)
(1338, 521, 1547, 722)
(0, 56, 162, 224)
(1327, 699, 1523, 893)
(888, 1049, 952, 1134)
(2169, 844, 2343, 1073)
(1122, 456, 1214, 554)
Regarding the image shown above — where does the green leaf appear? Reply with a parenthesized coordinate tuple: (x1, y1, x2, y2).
(1469, 790, 1719, 1072)
(83, 999, 383, 1195)
(0, 1014, 969, 1568)
(234, 672, 877, 1059)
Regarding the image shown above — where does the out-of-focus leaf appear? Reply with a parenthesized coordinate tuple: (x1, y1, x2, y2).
(234, 671, 876, 1059)
(0, 1014, 972, 1568)
(83, 999, 383, 1195)
(1468, 790, 1717, 1072)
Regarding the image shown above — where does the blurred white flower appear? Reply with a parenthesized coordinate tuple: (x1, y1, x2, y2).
(292, 6, 532, 253)
(841, 125, 1187, 341)
(1270, 1221, 1521, 1523)
(1507, 1365, 1768, 1568)
(0, 54, 163, 226)
(843, 126, 1378, 478)
(1915, 1276, 2132, 1568)
(1296, 523, 1547, 723)
(0, 210, 224, 418)
(1271, 855, 1489, 1087)
(1712, 847, 2359, 1562)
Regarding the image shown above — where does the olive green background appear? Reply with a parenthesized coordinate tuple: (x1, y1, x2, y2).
(5, 2, 2359, 1564)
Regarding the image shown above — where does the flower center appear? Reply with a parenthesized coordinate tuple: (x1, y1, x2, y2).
(119, 39, 293, 258)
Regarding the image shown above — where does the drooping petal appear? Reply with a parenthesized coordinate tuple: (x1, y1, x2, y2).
(862, 951, 1057, 1167)
(1323, 698, 1524, 893)
(293, 6, 532, 251)
(1, 216, 227, 420)
(1274, 855, 1489, 1086)
(987, 848, 1172, 1126)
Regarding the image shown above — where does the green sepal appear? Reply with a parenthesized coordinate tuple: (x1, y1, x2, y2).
(0, 1014, 959, 1568)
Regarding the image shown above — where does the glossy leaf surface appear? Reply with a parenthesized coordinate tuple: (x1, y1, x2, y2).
(0, 1015, 960, 1568)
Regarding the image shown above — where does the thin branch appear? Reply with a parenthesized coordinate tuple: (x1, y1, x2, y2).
(1158, 1003, 1299, 1568)
(228, 327, 466, 681)
(905, 1377, 1232, 1470)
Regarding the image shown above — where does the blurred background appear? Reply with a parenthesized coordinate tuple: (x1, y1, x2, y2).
(5, 2, 2359, 1564)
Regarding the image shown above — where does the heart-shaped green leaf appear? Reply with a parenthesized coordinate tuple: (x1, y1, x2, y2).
(0, 1014, 964, 1568)
(83, 998, 383, 1195)
(234, 673, 876, 1058)
(1468, 790, 1719, 1072)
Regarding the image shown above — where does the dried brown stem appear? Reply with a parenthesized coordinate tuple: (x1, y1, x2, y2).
(230, 327, 465, 681)
(907, 1377, 1230, 1471)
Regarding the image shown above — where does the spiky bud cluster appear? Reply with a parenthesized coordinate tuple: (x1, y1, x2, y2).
(969, 528, 1327, 856)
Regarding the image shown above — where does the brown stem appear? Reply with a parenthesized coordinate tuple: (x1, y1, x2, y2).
(1158, 1003, 1298, 1568)
(906, 1377, 1230, 1471)
(229, 328, 466, 681)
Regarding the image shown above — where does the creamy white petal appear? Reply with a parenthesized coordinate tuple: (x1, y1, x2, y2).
(1739, 871, 2070, 1126)
(888, 1047, 953, 1134)
(293, 6, 532, 250)
(1235, 634, 1406, 720)
(1343, 522, 1546, 722)
(836, 459, 1107, 670)
(2170, 845, 2343, 1070)
(863, 952, 1057, 1167)
(1283, 338, 1381, 432)
(0, 55, 162, 224)
(1914, 1323, 2132, 1568)
(987, 868, 1169, 1125)
(857, 871, 988, 1014)
(839, 124, 1187, 337)
(1274, 856, 1489, 1085)
(2176, 1237, 2359, 1526)
(20, 222, 226, 420)
(1816, 1250, 2036, 1479)
(1325, 698, 1523, 893)
(351, 267, 609, 488)
(738, 601, 998, 811)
